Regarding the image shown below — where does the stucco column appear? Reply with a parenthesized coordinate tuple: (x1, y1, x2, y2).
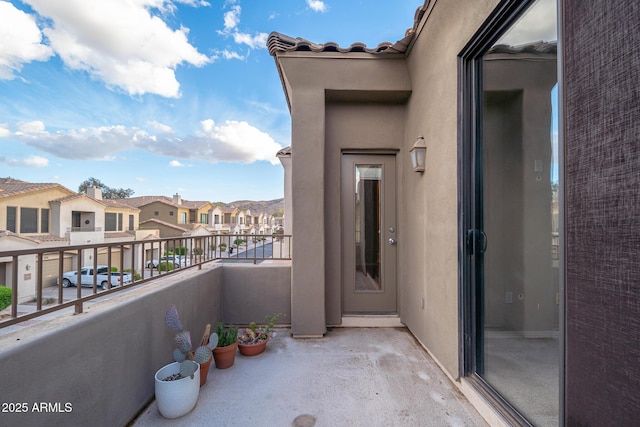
(290, 90, 326, 337)
(276, 147, 292, 236)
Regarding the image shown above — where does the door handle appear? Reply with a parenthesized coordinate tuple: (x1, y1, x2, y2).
(388, 238, 397, 245)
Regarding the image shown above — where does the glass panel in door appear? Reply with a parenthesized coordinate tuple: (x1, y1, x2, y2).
(477, 0, 559, 425)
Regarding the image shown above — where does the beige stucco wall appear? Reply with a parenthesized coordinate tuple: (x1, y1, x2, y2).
(274, 0, 502, 374)
(0, 187, 73, 233)
(400, 0, 500, 377)
(276, 53, 410, 336)
(324, 101, 407, 325)
(139, 201, 186, 226)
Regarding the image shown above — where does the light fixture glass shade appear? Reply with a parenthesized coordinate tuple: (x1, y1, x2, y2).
(410, 136, 426, 172)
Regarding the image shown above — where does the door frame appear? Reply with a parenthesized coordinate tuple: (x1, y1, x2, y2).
(341, 152, 398, 315)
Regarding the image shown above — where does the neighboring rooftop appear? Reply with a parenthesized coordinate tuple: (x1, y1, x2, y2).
(0, 177, 73, 199)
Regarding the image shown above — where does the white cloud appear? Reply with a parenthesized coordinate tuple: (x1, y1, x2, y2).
(2, 155, 50, 168)
(11, 119, 283, 164)
(148, 120, 174, 133)
(169, 160, 184, 167)
(223, 5, 241, 32)
(306, 0, 327, 13)
(22, 0, 210, 97)
(196, 119, 282, 164)
(221, 50, 245, 61)
(0, 1, 53, 80)
(16, 120, 46, 134)
(0, 123, 10, 138)
(232, 32, 268, 49)
(217, 2, 267, 50)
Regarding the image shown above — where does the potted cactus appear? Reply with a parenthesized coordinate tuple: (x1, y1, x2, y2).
(212, 322, 238, 369)
(238, 313, 285, 356)
(154, 305, 218, 419)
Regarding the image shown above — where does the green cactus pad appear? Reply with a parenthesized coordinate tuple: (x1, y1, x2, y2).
(179, 360, 196, 378)
(208, 332, 218, 350)
(165, 305, 183, 332)
(193, 346, 212, 363)
(173, 347, 186, 363)
(174, 331, 192, 353)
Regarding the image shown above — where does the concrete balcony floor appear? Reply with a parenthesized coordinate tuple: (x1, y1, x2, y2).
(133, 327, 486, 427)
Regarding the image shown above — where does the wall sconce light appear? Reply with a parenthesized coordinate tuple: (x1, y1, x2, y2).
(25, 264, 31, 271)
(410, 136, 427, 173)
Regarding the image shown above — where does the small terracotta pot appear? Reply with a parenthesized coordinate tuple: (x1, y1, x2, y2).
(199, 356, 213, 387)
(238, 338, 268, 357)
(213, 342, 238, 369)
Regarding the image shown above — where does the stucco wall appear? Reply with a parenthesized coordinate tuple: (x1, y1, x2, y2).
(400, 0, 499, 377)
(324, 101, 406, 325)
(279, 54, 410, 336)
(221, 263, 292, 325)
(0, 262, 292, 426)
(0, 267, 224, 427)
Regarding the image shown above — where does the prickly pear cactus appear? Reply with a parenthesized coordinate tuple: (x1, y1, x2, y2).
(174, 331, 192, 354)
(173, 348, 186, 363)
(207, 333, 218, 350)
(165, 305, 183, 332)
(193, 346, 212, 364)
(179, 360, 197, 379)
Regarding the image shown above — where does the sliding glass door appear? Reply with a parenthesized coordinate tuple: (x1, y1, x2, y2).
(462, 0, 560, 425)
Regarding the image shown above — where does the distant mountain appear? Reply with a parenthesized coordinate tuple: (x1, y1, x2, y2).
(213, 198, 284, 216)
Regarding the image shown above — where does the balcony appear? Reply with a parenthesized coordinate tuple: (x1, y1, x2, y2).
(0, 239, 485, 426)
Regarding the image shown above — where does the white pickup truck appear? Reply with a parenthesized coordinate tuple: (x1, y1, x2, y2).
(61, 265, 132, 290)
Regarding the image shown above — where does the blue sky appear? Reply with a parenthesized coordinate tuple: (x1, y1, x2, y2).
(1, 0, 420, 202)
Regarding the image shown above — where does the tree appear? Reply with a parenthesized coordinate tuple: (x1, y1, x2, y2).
(78, 177, 134, 199)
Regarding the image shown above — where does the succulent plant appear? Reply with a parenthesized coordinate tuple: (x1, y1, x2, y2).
(215, 322, 238, 347)
(238, 313, 285, 344)
(164, 305, 218, 380)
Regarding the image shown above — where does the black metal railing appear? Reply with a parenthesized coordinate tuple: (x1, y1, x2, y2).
(0, 234, 291, 329)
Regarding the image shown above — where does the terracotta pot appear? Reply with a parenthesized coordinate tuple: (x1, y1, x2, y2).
(238, 338, 268, 356)
(213, 342, 238, 369)
(199, 356, 213, 387)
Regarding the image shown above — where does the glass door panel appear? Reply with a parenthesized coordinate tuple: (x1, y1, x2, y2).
(476, 0, 559, 425)
(354, 165, 382, 292)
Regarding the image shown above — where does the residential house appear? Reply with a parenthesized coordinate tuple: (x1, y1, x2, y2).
(0, 179, 141, 298)
(268, 0, 639, 425)
(118, 193, 213, 232)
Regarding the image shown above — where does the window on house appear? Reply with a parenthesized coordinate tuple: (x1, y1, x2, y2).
(105, 213, 117, 231)
(214, 214, 220, 224)
(154, 211, 159, 216)
(20, 208, 38, 233)
(72, 211, 81, 229)
(169, 211, 174, 216)
(129, 215, 134, 231)
(200, 213, 208, 224)
(118, 213, 123, 231)
(180, 212, 187, 224)
(41, 208, 50, 233)
(6, 207, 17, 232)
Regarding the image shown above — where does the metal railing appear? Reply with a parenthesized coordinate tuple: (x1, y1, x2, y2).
(0, 233, 291, 330)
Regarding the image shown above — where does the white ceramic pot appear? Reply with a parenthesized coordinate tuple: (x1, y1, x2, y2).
(154, 361, 200, 419)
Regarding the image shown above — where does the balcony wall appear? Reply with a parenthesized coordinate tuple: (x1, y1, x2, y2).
(0, 262, 291, 427)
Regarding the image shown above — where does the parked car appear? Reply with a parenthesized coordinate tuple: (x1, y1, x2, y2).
(61, 266, 132, 290)
(151, 255, 191, 269)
